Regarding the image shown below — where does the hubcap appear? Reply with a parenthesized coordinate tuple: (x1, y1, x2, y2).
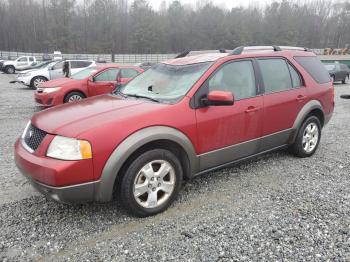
(34, 78, 45, 87)
(8, 67, 14, 73)
(133, 160, 176, 208)
(302, 122, 319, 153)
(68, 95, 83, 102)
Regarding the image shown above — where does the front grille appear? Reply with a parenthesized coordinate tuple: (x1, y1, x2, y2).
(23, 124, 47, 151)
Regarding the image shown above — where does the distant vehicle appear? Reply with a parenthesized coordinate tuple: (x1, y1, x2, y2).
(16, 60, 96, 88)
(1, 56, 37, 74)
(34, 65, 143, 106)
(134, 62, 156, 71)
(324, 62, 350, 84)
(53, 51, 63, 61)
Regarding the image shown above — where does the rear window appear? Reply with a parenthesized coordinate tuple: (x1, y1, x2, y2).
(294, 56, 330, 84)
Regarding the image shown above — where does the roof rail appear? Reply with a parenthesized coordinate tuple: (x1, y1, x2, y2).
(230, 45, 309, 55)
(175, 49, 232, 58)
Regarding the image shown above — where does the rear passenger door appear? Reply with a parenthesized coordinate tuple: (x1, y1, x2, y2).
(257, 58, 307, 151)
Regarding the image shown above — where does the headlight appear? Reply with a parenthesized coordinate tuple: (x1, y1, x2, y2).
(47, 136, 92, 160)
(40, 87, 61, 93)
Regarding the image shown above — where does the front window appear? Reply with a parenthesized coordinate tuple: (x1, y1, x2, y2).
(119, 62, 212, 103)
(70, 67, 98, 80)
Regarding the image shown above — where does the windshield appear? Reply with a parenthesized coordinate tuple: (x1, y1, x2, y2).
(119, 62, 212, 103)
(324, 64, 335, 70)
(70, 67, 98, 80)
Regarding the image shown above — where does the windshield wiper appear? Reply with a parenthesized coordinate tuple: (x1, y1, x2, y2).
(125, 93, 160, 103)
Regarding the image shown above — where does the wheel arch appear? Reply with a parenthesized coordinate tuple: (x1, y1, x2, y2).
(289, 100, 324, 143)
(30, 75, 48, 86)
(94, 126, 199, 202)
(63, 90, 87, 102)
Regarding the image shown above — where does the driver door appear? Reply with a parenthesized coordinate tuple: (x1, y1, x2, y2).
(195, 60, 263, 171)
(88, 68, 119, 96)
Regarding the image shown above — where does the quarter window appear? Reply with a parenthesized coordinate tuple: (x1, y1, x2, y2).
(208, 60, 256, 100)
(258, 59, 292, 93)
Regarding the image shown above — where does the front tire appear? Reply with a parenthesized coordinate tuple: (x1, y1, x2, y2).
(5, 66, 15, 74)
(120, 149, 183, 217)
(31, 76, 48, 89)
(290, 116, 321, 158)
(64, 91, 85, 103)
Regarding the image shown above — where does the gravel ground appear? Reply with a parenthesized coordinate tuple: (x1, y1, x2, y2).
(0, 73, 349, 261)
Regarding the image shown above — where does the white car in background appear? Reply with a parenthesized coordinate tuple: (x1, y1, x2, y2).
(15, 60, 95, 88)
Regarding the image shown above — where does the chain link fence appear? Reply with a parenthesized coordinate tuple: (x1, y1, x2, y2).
(0, 51, 177, 64)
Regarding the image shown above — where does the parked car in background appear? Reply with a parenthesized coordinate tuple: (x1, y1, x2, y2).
(16, 60, 95, 88)
(135, 62, 156, 71)
(35, 64, 143, 106)
(324, 62, 349, 84)
(15, 46, 334, 217)
(53, 51, 63, 61)
(1, 56, 37, 74)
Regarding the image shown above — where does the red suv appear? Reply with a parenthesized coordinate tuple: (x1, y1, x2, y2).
(34, 64, 143, 107)
(15, 46, 334, 217)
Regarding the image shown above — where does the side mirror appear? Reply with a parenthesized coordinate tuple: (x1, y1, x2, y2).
(202, 90, 234, 106)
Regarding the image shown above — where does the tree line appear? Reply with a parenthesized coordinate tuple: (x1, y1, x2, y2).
(0, 0, 349, 54)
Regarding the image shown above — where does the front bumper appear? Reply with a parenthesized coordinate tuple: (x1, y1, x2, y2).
(15, 139, 97, 203)
(16, 75, 31, 86)
(34, 92, 63, 107)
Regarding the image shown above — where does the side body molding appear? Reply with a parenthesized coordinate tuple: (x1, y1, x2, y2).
(288, 99, 324, 143)
(94, 126, 199, 202)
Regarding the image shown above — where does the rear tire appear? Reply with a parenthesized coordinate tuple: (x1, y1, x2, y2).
(119, 149, 183, 217)
(290, 116, 322, 158)
(342, 75, 349, 84)
(5, 66, 15, 74)
(64, 91, 85, 103)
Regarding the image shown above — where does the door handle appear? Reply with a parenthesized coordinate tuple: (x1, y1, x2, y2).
(296, 95, 307, 102)
(245, 106, 259, 113)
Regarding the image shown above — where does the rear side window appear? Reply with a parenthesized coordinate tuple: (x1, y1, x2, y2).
(341, 64, 349, 70)
(294, 56, 331, 84)
(258, 59, 292, 93)
(71, 61, 91, 68)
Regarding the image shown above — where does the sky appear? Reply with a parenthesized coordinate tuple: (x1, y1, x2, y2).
(148, 0, 282, 10)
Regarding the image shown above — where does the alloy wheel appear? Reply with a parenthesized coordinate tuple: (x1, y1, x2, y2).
(133, 160, 176, 208)
(33, 78, 45, 88)
(302, 122, 319, 153)
(68, 95, 83, 102)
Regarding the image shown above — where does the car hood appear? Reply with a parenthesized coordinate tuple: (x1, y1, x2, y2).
(40, 78, 80, 87)
(31, 95, 164, 137)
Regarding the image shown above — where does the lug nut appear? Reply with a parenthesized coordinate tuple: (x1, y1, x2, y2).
(152, 188, 156, 191)
(148, 184, 152, 188)
(158, 183, 161, 187)
(151, 177, 154, 181)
